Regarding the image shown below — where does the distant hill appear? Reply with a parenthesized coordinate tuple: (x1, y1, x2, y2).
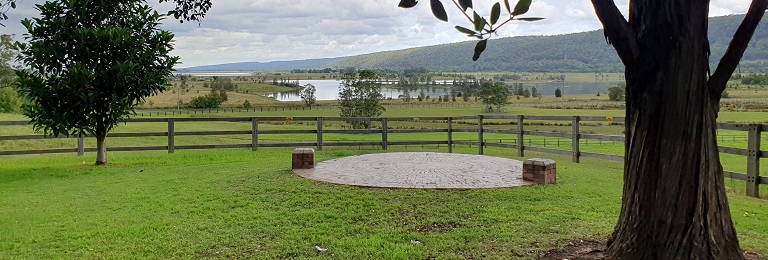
(183, 15, 768, 73)
(179, 57, 343, 71)
(331, 15, 768, 73)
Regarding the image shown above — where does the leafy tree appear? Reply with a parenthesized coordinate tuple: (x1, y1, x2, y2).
(242, 99, 251, 108)
(475, 81, 509, 111)
(0, 34, 15, 86)
(521, 88, 530, 98)
(210, 76, 236, 91)
(530, 87, 539, 97)
(300, 83, 316, 107)
(607, 84, 625, 101)
(187, 94, 223, 109)
(0, 34, 20, 112)
(401, 88, 412, 102)
(403, 0, 768, 257)
(0, 86, 20, 112)
(418, 89, 426, 102)
(14, 0, 178, 165)
(338, 70, 385, 129)
(554, 87, 562, 97)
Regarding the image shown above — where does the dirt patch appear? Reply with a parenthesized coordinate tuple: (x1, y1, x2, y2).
(414, 221, 461, 234)
(539, 240, 765, 260)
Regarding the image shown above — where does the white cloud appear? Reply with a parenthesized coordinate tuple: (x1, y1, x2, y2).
(1, 0, 757, 67)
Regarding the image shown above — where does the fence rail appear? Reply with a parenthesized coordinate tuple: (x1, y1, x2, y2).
(2, 115, 766, 197)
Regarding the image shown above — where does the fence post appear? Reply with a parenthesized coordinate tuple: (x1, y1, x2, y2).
(478, 115, 484, 155)
(317, 117, 324, 151)
(448, 117, 453, 153)
(747, 124, 761, 198)
(252, 118, 259, 151)
(77, 132, 84, 156)
(382, 118, 388, 150)
(572, 116, 580, 163)
(517, 115, 524, 157)
(167, 118, 175, 154)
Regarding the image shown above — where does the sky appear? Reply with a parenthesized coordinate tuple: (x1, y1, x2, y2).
(1, 0, 755, 68)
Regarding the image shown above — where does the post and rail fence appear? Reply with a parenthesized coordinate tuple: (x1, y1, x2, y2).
(1, 115, 765, 197)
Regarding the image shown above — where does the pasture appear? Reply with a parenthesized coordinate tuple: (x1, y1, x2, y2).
(1, 148, 767, 259)
(2, 102, 768, 258)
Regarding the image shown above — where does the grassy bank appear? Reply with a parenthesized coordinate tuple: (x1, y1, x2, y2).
(1, 148, 766, 259)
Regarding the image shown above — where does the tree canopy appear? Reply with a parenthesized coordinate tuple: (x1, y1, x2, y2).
(338, 70, 385, 129)
(14, 0, 178, 165)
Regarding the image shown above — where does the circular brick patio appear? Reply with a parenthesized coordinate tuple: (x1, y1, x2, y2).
(293, 152, 533, 189)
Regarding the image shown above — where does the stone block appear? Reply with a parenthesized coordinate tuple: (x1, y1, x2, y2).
(522, 158, 556, 184)
(292, 148, 315, 169)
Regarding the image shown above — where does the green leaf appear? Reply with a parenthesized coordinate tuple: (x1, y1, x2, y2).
(473, 39, 487, 61)
(504, 0, 511, 14)
(430, 0, 448, 22)
(398, 0, 418, 8)
(455, 26, 476, 35)
(490, 2, 501, 25)
(473, 11, 484, 31)
(459, 0, 473, 11)
(516, 17, 545, 21)
(512, 0, 532, 16)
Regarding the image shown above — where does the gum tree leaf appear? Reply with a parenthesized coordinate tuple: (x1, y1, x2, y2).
(516, 17, 545, 21)
(430, 0, 448, 22)
(473, 11, 484, 31)
(512, 0, 532, 16)
(455, 26, 476, 35)
(459, 0, 473, 11)
(490, 2, 501, 25)
(398, 0, 418, 8)
(504, 0, 511, 14)
(473, 39, 488, 61)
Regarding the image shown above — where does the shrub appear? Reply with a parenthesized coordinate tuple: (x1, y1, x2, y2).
(188, 94, 223, 109)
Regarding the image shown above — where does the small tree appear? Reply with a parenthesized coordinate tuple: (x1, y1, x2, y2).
(300, 83, 316, 107)
(608, 84, 626, 101)
(401, 88, 412, 102)
(418, 89, 426, 102)
(531, 87, 539, 97)
(522, 88, 531, 98)
(14, 0, 178, 165)
(476, 82, 510, 112)
(187, 94, 223, 109)
(0, 87, 20, 113)
(338, 70, 385, 129)
(555, 88, 562, 97)
(242, 99, 252, 108)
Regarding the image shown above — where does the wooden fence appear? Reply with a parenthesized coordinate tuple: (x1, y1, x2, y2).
(1, 115, 766, 197)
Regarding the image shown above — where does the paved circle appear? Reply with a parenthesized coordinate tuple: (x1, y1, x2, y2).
(294, 152, 533, 189)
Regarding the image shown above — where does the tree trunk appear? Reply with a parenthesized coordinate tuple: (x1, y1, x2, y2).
(96, 131, 108, 165)
(606, 1, 743, 259)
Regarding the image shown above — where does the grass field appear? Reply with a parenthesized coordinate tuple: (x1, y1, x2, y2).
(1, 147, 767, 259)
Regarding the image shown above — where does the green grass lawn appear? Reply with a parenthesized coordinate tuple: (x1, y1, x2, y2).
(1, 148, 767, 259)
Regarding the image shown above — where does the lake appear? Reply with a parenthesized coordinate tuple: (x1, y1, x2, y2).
(265, 80, 622, 101)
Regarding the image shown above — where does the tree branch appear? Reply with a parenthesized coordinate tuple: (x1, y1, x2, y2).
(590, 0, 638, 67)
(709, 0, 768, 94)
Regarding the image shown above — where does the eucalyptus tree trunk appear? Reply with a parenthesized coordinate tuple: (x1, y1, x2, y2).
(590, 0, 768, 258)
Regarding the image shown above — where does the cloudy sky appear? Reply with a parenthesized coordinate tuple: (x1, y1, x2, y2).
(1, 0, 755, 67)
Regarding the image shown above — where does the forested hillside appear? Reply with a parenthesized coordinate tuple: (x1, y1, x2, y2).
(183, 15, 768, 73)
(330, 14, 768, 73)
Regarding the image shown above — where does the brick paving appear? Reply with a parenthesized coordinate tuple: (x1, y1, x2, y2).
(293, 152, 534, 189)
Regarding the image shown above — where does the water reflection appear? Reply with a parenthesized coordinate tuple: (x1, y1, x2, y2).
(265, 79, 621, 101)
